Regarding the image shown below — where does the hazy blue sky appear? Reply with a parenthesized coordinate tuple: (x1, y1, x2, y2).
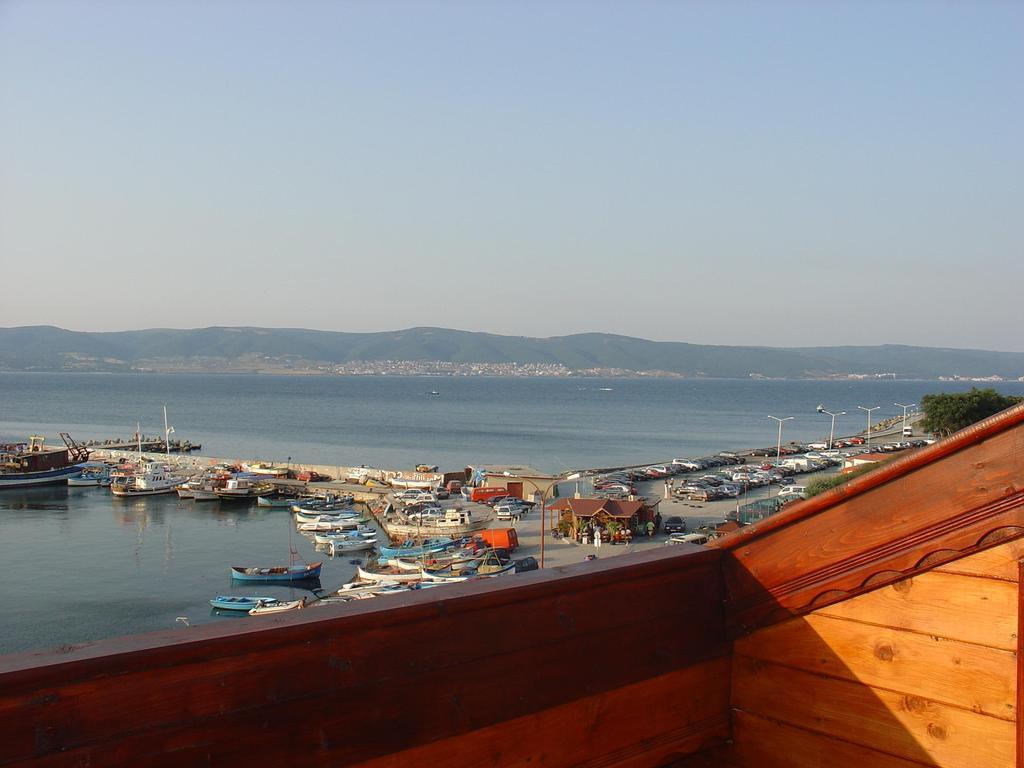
(1, 1, 1021, 350)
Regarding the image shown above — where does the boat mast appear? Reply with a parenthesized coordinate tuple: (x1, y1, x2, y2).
(136, 422, 142, 456)
(163, 404, 174, 457)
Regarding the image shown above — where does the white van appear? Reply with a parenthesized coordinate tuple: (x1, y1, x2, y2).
(902, 426, 913, 437)
(779, 485, 806, 497)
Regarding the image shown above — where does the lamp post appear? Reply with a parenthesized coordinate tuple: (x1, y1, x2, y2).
(535, 474, 577, 569)
(816, 405, 846, 450)
(895, 402, 916, 436)
(858, 405, 880, 449)
(767, 415, 794, 463)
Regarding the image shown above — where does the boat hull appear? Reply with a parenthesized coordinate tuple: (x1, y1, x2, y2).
(0, 464, 86, 489)
(230, 563, 323, 582)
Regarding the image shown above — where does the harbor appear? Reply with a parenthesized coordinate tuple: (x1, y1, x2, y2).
(0, 401, 928, 654)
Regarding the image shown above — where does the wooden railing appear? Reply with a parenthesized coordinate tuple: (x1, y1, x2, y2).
(0, 545, 729, 768)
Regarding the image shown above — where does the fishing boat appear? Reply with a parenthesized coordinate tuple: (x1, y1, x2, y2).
(209, 595, 278, 611)
(248, 598, 305, 615)
(67, 462, 114, 487)
(230, 562, 323, 582)
(215, 476, 274, 502)
(243, 462, 291, 478)
(382, 509, 486, 539)
(378, 537, 455, 559)
(111, 461, 190, 497)
(0, 434, 89, 489)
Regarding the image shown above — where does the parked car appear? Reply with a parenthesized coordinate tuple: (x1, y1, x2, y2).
(663, 516, 687, 535)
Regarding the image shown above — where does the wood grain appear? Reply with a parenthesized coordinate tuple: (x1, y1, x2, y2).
(0, 546, 728, 767)
(814, 570, 1018, 651)
(732, 654, 1016, 768)
(353, 659, 731, 768)
(729, 710, 934, 768)
(713, 410, 1024, 636)
(934, 539, 1024, 582)
(734, 613, 1016, 720)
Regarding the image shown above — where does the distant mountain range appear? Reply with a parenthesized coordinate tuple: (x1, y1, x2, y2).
(1, 325, 1023, 380)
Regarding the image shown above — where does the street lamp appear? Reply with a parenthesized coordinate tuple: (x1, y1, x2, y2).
(858, 405, 880, 449)
(816, 405, 846, 450)
(895, 402, 916, 436)
(767, 415, 794, 463)
(534, 474, 577, 569)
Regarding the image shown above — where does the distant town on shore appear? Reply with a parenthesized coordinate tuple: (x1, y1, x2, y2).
(2, 325, 1024, 381)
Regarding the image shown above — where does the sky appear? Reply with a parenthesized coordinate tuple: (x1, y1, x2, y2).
(1, 1, 1022, 351)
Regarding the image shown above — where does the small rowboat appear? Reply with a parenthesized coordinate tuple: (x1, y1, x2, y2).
(294, 510, 362, 525)
(230, 563, 322, 582)
(257, 495, 300, 508)
(313, 530, 376, 545)
(209, 595, 277, 611)
(248, 598, 305, 615)
(326, 538, 376, 555)
(298, 520, 367, 532)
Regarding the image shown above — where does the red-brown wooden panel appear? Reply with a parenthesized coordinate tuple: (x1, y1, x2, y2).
(713, 403, 1024, 636)
(354, 659, 732, 768)
(0, 545, 727, 767)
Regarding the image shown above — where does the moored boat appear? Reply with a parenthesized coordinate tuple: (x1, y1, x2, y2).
(257, 495, 300, 508)
(110, 461, 189, 497)
(209, 595, 278, 611)
(248, 598, 305, 615)
(0, 434, 89, 489)
(67, 462, 114, 487)
(230, 562, 323, 582)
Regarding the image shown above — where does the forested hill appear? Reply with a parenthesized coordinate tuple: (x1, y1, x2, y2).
(1, 325, 1023, 379)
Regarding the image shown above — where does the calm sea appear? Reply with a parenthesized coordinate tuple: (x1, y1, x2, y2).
(2, 373, 1022, 653)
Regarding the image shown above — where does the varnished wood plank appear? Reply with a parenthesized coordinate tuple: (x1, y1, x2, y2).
(0, 546, 726, 767)
(732, 655, 1016, 768)
(352, 659, 731, 768)
(729, 710, 933, 768)
(734, 613, 1016, 720)
(1017, 560, 1024, 768)
(934, 539, 1024, 582)
(713, 410, 1024, 635)
(814, 570, 1018, 651)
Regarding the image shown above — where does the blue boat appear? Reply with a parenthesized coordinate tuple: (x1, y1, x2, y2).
(230, 562, 322, 582)
(378, 538, 454, 560)
(209, 595, 277, 611)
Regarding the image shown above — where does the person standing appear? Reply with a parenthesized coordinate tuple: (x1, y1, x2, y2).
(594, 525, 602, 549)
(646, 520, 655, 537)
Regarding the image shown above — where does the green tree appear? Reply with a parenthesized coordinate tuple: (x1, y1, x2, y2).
(805, 465, 876, 498)
(919, 388, 1022, 437)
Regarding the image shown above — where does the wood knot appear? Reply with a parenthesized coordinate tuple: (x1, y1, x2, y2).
(874, 643, 895, 662)
(927, 723, 947, 740)
(892, 579, 913, 595)
(902, 695, 927, 713)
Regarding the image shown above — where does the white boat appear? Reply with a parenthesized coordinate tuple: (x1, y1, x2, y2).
(111, 462, 189, 497)
(298, 519, 367, 532)
(293, 510, 362, 525)
(67, 463, 113, 487)
(242, 462, 291, 478)
(215, 477, 272, 501)
(248, 598, 305, 615)
(326, 538, 376, 555)
(312, 530, 376, 544)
